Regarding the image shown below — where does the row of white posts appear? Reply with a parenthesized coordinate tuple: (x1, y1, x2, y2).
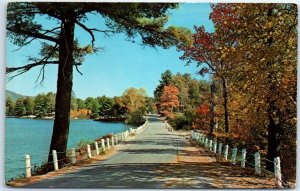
(164, 121, 173, 132)
(191, 131, 283, 187)
(24, 120, 149, 179)
(129, 120, 149, 134)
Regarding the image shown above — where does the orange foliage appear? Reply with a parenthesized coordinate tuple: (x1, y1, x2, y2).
(70, 109, 91, 118)
(159, 85, 180, 117)
(197, 104, 209, 115)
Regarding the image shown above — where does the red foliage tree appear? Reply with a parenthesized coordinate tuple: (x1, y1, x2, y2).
(159, 85, 180, 118)
(197, 104, 209, 115)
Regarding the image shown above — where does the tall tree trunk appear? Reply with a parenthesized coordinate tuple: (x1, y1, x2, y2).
(266, 100, 281, 171)
(263, 18, 281, 171)
(221, 77, 229, 134)
(209, 81, 216, 137)
(48, 19, 75, 164)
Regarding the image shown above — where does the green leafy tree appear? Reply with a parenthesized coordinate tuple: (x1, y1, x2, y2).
(97, 96, 115, 117)
(85, 97, 100, 117)
(113, 97, 128, 117)
(71, 96, 78, 110)
(154, 70, 173, 100)
(23, 97, 34, 115)
(14, 98, 26, 116)
(76, 98, 86, 110)
(5, 96, 15, 116)
(34, 93, 48, 117)
(6, 2, 190, 163)
(145, 97, 157, 114)
(45, 92, 55, 114)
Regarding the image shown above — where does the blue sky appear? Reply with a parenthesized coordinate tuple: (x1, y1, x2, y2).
(6, 3, 214, 99)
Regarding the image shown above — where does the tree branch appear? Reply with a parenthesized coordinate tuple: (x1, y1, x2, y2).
(75, 20, 114, 46)
(6, 61, 59, 74)
(12, 27, 60, 52)
(6, 61, 82, 74)
(75, 64, 83, 75)
(7, 26, 59, 43)
(75, 20, 95, 47)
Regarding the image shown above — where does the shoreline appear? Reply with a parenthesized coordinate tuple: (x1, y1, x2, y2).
(6, 116, 127, 122)
(94, 117, 126, 122)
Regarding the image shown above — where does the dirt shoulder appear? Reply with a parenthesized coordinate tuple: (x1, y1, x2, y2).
(155, 130, 279, 189)
(6, 148, 117, 187)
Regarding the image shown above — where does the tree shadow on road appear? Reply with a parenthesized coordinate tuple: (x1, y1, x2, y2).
(25, 160, 275, 189)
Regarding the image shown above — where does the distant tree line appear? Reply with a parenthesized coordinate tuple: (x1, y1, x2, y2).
(6, 87, 156, 126)
(6, 92, 56, 118)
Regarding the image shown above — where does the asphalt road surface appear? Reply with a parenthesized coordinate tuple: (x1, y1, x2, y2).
(25, 119, 186, 188)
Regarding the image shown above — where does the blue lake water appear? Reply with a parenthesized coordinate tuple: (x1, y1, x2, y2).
(5, 118, 132, 181)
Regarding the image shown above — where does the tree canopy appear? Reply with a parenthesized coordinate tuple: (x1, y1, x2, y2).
(176, 3, 297, 179)
(6, 2, 191, 164)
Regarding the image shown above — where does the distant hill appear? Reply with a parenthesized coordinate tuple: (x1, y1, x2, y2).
(6, 90, 31, 102)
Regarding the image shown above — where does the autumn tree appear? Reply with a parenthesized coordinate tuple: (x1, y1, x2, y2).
(121, 88, 147, 125)
(210, 3, 297, 177)
(179, 25, 231, 136)
(6, 2, 191, 164)
(154, 70, 173, 100)
(159, 85, 180, 118)
(171, 73, 190, 111)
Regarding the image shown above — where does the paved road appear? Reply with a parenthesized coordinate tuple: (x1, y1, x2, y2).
(25, 120, 185, 188)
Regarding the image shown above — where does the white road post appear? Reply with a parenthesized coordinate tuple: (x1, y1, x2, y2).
(254, 152, 261, 175)
(231, 148, 237, 164)
(52, 150, 59, 171)
(111, 136, 114, 147)
(213, 141, 217, 153)
(101, 139, 106, 152)
(87, 144, 92, 158)
(95, 142, 99, 155)
(115, 135, 118, 144)
(198, 135, 202, 144)
(274, 157, 282, 187)
(209, 140, 213, 151)
(24, 154, 31, 178)
(218, 142, 222, 155)
(205, 138, 208, 148)
(224, 145, 229, 161)
(241, 149, 246, 168)
(198, 134, 201, 143)
(71, 148, 76, 164)
(122, 132, 125, 141)
(106, 138, 110, 150)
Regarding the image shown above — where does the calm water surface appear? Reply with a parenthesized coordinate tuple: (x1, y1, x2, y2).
(5, 118, 132, 181)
